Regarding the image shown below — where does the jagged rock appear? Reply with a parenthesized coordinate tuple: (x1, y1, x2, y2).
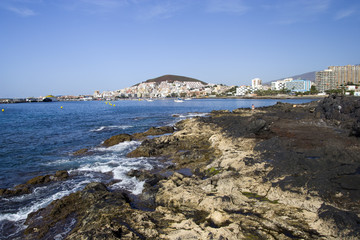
(0, 184, 31, 197)
(127, 122, 220, 169)
(19, 96, 360, 239)
(317, 204, 360, 238)
(54, 170, 69, 181)
(246, 118, 267, 135)
(132, 126, 175, 139)
(211, 110, 230, 115)
(26, 175, 52, 185)
(316, 94, 360, 135)
(73, 148, 90, 156)
(0, 171, 70, 197)
(350, 120, 360, 137)
(102, 133, 133, 147)
(101, 126, 175, 148)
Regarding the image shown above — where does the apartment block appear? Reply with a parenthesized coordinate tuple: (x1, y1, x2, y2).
(236, 85, 251, 96)
(316, 65, 360, 92)
(251, 78, 262, 90)
(329, 65, 360, 86)
(271, 78, 293, 90)
(285, 79, 312, 92)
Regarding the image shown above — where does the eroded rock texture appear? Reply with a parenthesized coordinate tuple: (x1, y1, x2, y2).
(23, 95, 360, 239)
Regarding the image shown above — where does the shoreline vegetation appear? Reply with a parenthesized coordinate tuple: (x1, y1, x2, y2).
(2, 94, 360, 239)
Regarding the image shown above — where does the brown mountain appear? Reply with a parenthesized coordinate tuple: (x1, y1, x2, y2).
(144, 74, 207, 85)
(264, 71, 317, 85)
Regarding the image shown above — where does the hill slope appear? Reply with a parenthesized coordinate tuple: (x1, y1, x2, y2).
(264, 71, 317, 85)
(144, 74, 207, 85)
(287, 71, 316, 81)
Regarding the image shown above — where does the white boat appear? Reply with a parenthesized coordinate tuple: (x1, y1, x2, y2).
(174, 98, 184, 103)
(185, 98, 192, 100)
(82, 97, 93, 101)
(146, 98, 154, 102)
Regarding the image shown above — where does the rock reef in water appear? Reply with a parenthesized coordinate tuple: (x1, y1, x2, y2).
(0, 171, 69, 197)
(24, 95, 360, 239)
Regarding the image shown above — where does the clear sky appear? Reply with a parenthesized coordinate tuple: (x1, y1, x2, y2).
(1, 0, 359, 98)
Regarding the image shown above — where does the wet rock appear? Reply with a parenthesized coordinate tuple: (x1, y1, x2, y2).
(0, 171, 70, 197)
(102, 133, 133, 147)
(26, 175, 52, 185)
(20, 96, 360, 239)
(0, 185, 31, 197)
(54, 170, 69, 181)
(73, 148, 91, 156)
(24, 182, 129, 239)
(136, 126, 174, 138)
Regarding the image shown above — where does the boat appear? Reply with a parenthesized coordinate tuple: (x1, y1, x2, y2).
(174, 98, 184, 103)
(146, 98, 154, 102)
(185, 98, 192, 100)
(82, 97, 93, 101)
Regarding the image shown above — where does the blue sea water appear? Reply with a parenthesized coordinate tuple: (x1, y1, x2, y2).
(0, 98, 315, 239)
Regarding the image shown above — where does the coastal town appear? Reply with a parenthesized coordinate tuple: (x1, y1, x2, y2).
(1, 64, 359, 104)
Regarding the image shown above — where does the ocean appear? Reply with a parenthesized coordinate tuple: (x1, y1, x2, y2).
(0, 98, 315, 239)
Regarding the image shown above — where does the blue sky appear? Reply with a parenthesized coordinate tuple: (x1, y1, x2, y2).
(1, 0, 359, 98)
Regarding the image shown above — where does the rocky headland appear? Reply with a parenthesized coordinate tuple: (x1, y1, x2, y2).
(13, 95, 360, 239)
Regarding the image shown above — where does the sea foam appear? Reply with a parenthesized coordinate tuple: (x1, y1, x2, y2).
(90, 125, 132, 132)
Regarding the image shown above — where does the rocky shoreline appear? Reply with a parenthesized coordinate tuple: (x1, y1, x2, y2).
(4, 95, 360, 239)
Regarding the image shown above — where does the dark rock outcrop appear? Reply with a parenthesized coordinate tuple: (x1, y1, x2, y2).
(102, 133, 133, 147)
(316, 94, 360, 136)
(132, 126, 175, 140)
(0, 171, 70, 197)
(73, 148, 91, 156)
(101, 126, 175, 148)
(20, 96, 360, 239)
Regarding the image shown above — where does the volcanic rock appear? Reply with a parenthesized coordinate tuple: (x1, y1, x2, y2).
(0, 171, 70, 197)
(21, 95, 360, 239)
(73, 148, 91, 156)
(102, 133, 133, 147)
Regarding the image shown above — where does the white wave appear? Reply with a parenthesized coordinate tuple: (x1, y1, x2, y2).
(0, 180, 91, 222)
(77, 164, 113, 174)
(96, 140, 140, 153)
(111, 177, 145, 195)
(41, 158, 71, 166)
(90, 125, 132, 132)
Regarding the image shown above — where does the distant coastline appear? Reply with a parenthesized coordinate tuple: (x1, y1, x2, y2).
(0, 94, 327, 104)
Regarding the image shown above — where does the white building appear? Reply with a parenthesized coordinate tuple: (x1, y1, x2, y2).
(271, 78, 293, 90)
(236, 86, 251, 96)
(285, 80, 312, 92)
(251, 78, 262, 90)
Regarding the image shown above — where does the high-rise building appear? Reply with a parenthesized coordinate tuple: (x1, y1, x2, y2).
(316, 65, 360, 92)
(251, 78, 262, 90)
(285, 79, 312, 92)
(316, 69, 336, 92)
(328, 65, 360, 86)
